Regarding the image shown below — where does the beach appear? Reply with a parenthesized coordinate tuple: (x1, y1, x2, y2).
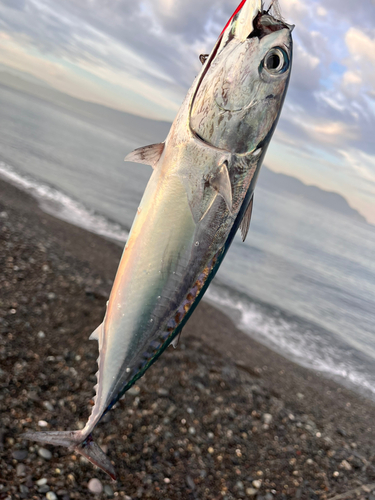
(1, 176, 375, 500)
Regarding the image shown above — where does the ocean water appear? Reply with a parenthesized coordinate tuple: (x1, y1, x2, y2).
(1, 84, 375, 400)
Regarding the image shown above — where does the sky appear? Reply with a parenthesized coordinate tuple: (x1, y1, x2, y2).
(0, 0, 374, 223)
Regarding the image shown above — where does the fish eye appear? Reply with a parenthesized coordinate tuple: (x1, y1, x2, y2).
(263, 47, 289, 75)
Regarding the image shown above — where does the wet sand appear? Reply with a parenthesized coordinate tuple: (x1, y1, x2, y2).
(1, 177, 375, 500)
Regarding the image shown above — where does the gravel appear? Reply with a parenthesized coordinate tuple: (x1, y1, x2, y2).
(88, 478, 103, 494)
(2, 179, 375, 500)
(38, 448, 53, 460)
(12, 449, 28, 460)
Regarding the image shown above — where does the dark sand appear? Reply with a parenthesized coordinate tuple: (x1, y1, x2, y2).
(1, 177, 375, 500)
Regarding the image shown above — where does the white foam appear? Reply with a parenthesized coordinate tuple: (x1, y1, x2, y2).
(0, 161, 128, 243)
(206, 285, 375, 399)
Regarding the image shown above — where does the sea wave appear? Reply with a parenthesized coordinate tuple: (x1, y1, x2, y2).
(206, 282, 375, 400)
(0, 161, 128, 243)
(2, 159, 375, 401)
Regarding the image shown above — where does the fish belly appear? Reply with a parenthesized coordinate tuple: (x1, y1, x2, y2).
(96, 165, 198, 411)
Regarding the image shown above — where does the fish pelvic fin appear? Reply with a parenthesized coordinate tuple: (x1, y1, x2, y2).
(22, 430, 116, 480)
(124, 143, 165, 169)
(240, 194, 254, 242)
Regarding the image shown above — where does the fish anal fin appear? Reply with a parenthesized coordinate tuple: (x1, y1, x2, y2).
(171, 331, 182, 349)
(124, 143, 165, 169)
(209, 161, 232, 213)
(240, 195, 254, 242)
(75, 435, 116, 480)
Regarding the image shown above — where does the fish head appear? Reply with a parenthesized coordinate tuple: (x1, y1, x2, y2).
(190, 0, 293, 155)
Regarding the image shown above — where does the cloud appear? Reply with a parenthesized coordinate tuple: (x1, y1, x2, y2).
(0, 0, 25, 10)
(340, 149, 375, 185)
(289, 42, 320, 91)
(342, 27, 375, 97)
(0, 0, 374, 220)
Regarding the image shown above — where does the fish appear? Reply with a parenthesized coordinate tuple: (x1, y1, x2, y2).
(23, 0, 293, 479)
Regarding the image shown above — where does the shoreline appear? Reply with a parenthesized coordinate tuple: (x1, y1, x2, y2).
(2, 167, 374, 403)
(1, 176, 375, 499)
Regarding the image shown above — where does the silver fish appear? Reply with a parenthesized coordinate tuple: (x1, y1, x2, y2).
(23, 0, 293, 479)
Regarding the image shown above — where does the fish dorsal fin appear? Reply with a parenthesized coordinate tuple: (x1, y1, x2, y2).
(240, 194, 254, 242)
(89, 324, 102, 341)
(209, 161, 232, 213)
(124, 143, 165, 169)
(89, 322, 104, 350)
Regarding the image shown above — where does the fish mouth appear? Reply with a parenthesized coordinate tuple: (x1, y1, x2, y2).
(248, 11, 293, 40)
(190, 8, 291, 113)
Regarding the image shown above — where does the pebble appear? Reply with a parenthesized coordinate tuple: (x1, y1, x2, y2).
(12, 449, 28, 460)
(263, 413, 273, 425)
(252, 480, 262, 489)
(186, 475, 195, 490)
(19, 485, 29, 494)
(157, 388, 169, 396)
(2, 202, 375, 500)
(340, 459, 352, 471)
(236, 481, 244, 489)
(127, 386, 140, 396)
(88, 478, 103, 494)
(38, 448, 52, 460)
(43, 401, 54, 411)
(103, 484, 114, 497)
(36, 478, 48, 486)
(38, 420, 49, 427)
(16, 463, 26, 476)
(38, 330, 46, 338)
(38, 485, 50, 493)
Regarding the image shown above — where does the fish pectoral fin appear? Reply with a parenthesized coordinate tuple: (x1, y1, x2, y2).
(124, 143, 165, 169)
(180, 157, 232, 224)
(209, 161, 233, 213)
(240, 194, 254, 242)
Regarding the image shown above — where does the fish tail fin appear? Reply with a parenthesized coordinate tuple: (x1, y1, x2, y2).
(22, 430, 116, 480)
(75, 435, 116, 480)
(22, 429, 83, 448)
